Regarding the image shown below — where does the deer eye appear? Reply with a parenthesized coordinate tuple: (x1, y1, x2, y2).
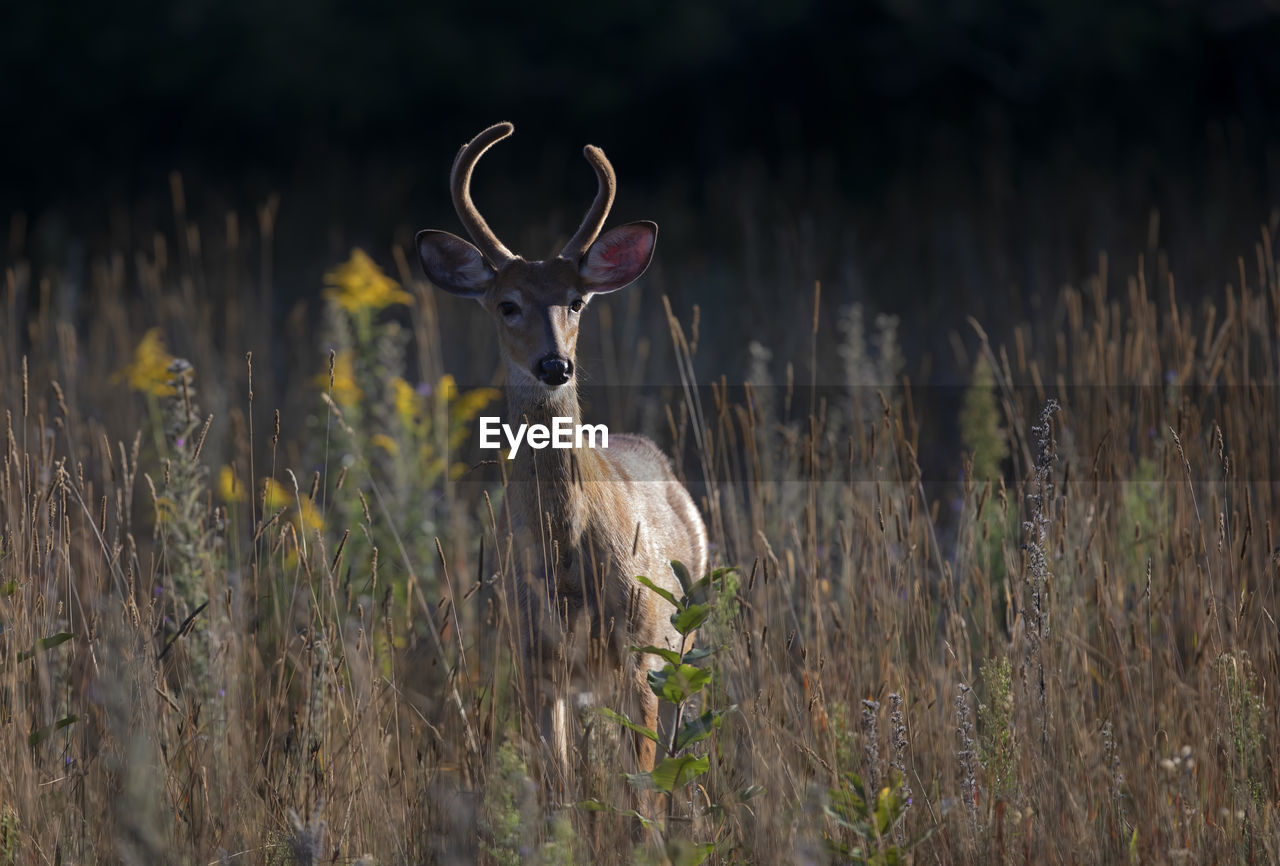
(569, 298, 584, 313)
(498, 301, 520, 318)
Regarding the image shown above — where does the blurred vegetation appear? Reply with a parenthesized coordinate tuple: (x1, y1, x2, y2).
(3, 162, 1279, 859)
(3, 2, 1278, 405)
(4, 0, 1278, 232)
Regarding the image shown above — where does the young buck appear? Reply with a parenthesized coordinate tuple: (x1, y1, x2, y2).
(416, 122, 708, 785)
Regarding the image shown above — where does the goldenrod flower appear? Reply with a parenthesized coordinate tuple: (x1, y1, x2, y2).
(262, 477, 292, 512)
(314, 349, 363, 407)
(152, 495, 177, 522)
(390, 377, 420, 427)
(323, 249, 412, 313)
(447, 382, 500, 452)
(296, 496, 325, 534)
(261, 476, 324, 533)
(437, 374, 457, 402)
(454, 386, 501, 423)
(219, 466, 247, 503)
(371, 433, 399, 456)
(111, 328, 177, 396)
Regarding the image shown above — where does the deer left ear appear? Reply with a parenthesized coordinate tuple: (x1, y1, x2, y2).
(579, 221, 657, 293)
(416, 229, 495, 297)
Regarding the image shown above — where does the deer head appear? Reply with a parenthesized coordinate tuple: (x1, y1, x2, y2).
(416, 122, 657, 390)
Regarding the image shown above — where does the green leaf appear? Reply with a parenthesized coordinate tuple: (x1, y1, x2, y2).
(682, 647, 714, 664)
(624, 771, 658, 791)
(670, 560, 694, 595)
(649, 754, 709, 793)
(873, 785, 894, 836)
(738, 784, 766, 801)
(632, 644, 684, 666)
(635, 574, 679, 610)
(648, 666, 670, 700)
(671, 603, 711, 635)
(649, 663, 711, 704)
(675, 708, 727, 751)
(623, 809, 658, 830)
(594, 793, 658, 829)
(844, 771, 869, 803)
(0, 580, 16, 597)
(667, 839, 715, 866)
(598, 706, 659, 743)
(18, 631, 75, 662)
(681, 566, 737, 607)
(28, 714, 79, 748)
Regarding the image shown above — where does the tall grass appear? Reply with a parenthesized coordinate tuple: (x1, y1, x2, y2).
(2, 187, 1279, 864)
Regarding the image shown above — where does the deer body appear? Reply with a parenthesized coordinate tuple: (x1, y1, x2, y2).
(417, 123, 707, 778)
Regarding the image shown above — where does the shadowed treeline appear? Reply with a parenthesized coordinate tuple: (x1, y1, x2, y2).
(5, 2, 1280, 358)
(5, 1, 1278, 224)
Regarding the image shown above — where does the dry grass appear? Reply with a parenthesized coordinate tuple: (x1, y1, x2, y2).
(2, 189, 1280, 865)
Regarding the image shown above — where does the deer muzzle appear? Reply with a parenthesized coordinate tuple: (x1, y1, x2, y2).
(536, 356, 574, 386)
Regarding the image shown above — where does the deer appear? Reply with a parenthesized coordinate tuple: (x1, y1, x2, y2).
(415, 122, 708, 793)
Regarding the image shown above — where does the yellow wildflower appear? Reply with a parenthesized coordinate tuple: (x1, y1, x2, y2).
(153, 495, 177, 522)
(262, 477, 291, 511)
(111, 328, 177, 396)
(447, 384, 500, 452)
(390, 377, 420, 427)
(296, 496, 324, 534)
(448, 426, 469, 453)
(371, 433, 399, 456)
(323, 248, 412, 313)
(218, 466, 247, 503)
(261, 476, 324, 533)
(455, 386, 501, 422)
(314, 349, 363, 407)
(437, 374, 457, 402)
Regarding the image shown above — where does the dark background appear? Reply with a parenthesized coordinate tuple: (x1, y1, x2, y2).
(4, 0, 1280, 358)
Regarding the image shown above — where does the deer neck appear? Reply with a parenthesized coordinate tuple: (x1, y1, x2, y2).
(503, 378, 595, 559)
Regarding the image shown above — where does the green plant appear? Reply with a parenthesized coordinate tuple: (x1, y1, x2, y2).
(597, 562, 741, 865)
(961, 353, 1016, 595)
(960, 354, 1008, 484)
(483, 739, 577, 866)
(1219, 653, 1266, 810)
(825, 770, 931, 865)
(0, 806, 18, 865)
(314, 248, 498, 637)
(1120, 456, 1168, 579)
(977, 655, 1015, 803)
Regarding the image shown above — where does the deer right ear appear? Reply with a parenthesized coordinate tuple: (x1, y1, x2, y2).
(579, 221, 658, 294)
(416, 230, 495, 297)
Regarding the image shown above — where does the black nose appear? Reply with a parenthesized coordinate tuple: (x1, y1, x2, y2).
(536, 356, 573, 386)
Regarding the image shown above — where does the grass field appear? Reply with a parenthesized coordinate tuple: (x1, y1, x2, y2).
(2, 183, 1279, 865)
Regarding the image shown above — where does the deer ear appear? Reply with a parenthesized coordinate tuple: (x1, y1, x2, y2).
(579, 221, 657, 293)
(416, 230, 495, 297)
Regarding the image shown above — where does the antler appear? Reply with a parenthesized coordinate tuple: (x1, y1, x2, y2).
(558, 144, 616, 263)
(451, 122, 517, 269)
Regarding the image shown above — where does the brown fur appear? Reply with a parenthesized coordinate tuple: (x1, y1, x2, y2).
(416, 123, 708, 785)
(500, 374, 707, 778)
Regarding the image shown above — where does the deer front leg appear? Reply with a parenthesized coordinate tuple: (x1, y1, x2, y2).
(635, 681, 659, 772)
(532, 679, 571, 800)
(624, 669, 664, 826)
